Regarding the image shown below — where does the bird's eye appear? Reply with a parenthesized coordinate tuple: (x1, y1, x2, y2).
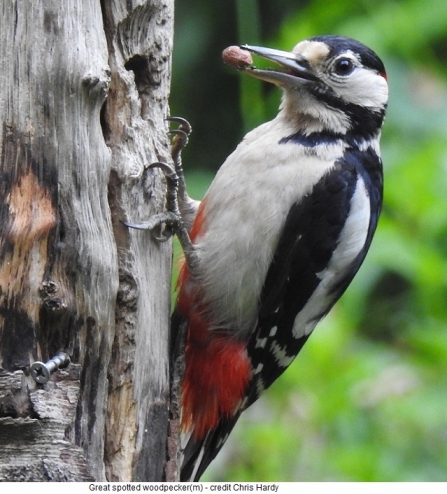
(333, 58, 355, 76)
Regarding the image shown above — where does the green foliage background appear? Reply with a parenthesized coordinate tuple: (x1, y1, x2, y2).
(169, 0, 447, 481)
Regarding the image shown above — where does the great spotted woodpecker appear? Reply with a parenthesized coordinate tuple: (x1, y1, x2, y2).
(126, 35, 388, 481)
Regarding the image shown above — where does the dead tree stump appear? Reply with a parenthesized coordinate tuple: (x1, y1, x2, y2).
(0, 0, 175, 481)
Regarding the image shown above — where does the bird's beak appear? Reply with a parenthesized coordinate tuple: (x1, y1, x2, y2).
(240, 45, 318, 87)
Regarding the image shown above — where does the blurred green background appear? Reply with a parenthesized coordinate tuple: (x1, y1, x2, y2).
(169, 0, 447, 481)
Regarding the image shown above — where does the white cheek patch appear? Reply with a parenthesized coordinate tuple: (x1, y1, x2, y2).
(335, 69, 388, 109)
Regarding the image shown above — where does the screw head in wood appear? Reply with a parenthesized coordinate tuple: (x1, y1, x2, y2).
(30, 352, 70, 384)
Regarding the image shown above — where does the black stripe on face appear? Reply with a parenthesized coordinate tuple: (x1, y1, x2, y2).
(279, 102, 385, 145)
(307, 85, 386, 139)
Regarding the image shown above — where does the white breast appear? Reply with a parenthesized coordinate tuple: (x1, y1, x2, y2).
(192, 113, 348, 338)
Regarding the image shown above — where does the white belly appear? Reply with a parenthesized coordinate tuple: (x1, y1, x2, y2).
(192, 116, 347, 338)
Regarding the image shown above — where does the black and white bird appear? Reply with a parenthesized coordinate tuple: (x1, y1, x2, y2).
(141, 35, 388, 480)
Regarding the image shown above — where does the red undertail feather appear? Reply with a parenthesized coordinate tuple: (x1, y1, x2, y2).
(176, 198, 252, 441)
(180, 311, 251, 440)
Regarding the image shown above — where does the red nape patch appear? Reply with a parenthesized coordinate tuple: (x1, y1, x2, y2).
(180, 312, 251, 440)
(380, 71, 387, 81)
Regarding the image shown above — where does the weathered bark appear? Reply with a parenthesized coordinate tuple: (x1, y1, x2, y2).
(0, 0, 174, 481)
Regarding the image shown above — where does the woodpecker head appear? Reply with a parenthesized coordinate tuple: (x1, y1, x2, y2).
(241, 35, 388, 138)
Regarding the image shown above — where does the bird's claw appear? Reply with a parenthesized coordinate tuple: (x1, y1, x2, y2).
(124, 161, 181, 242)
(168, 129, 190, 151)
(166, 116, 192, 135)
(121, 211, 180, 242)
(166, 117, 192, 164)
(123, 117, 194, 258)
(145, 161, 179, 187)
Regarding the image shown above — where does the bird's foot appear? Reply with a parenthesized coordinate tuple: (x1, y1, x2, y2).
(166, 116, 191, 202)
(122, 117, 191, 240)
(122, 117, 199, 272)
(122, 160, 180, 242)
(167, 116, 191, 165)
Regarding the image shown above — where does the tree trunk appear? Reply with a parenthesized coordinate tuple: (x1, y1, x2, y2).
(0, 0, 174, 482)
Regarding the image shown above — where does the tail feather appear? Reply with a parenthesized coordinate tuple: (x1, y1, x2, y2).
(171, 306, 249, 481)
(180, 414, 241, 481)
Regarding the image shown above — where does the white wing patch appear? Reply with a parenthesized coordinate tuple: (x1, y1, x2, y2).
(271, 341, 296, 368)
(255, 337, 268, 349)
(292, 176, 371, 338)
(254, 363, 264, 374)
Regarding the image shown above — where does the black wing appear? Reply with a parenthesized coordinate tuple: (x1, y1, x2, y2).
(246, 148, 382, 405)
(180, 148, 383, 481)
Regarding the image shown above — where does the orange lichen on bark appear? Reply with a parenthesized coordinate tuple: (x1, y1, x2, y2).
(0, 170, 57, 298)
